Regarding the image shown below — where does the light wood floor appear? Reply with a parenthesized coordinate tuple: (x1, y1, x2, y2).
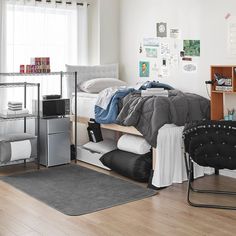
(0, 162, 236, 236)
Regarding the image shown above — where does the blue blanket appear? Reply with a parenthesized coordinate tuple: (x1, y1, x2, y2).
(95, 88, 134, 124)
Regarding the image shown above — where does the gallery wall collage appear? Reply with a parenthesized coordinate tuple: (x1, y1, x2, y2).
(139, 22, 200, 79)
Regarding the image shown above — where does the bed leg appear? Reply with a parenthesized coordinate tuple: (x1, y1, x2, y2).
(115, 131, 122, 141)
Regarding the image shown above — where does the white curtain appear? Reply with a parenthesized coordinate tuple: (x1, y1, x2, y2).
(2, 0, 88, 96)
(0, 0, 89, 134)
(0, 0, 7, 74)
(0, 1, 7, 135)
(77, 3, 88, 65)
(4, 0, 88, 72)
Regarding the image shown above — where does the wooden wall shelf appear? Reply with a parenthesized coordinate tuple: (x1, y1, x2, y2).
(210, 65, 236, 120)
(211, 91, 236, 94)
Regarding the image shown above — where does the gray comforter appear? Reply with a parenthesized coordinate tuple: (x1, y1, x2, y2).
(117, 90, 210, 147)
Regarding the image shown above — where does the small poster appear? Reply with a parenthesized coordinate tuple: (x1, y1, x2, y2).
(170, 29, 180, 39)
(143, 38, 159, 47)
(183, 40, 200, 57)
(157, 22, 167, 37)
(145, 48, 158, 58)
(170, 54, 179, 67)
(160, 42, 170, 55)
(161, 66, 169, 77)
(139, 61, 150, 77)
(182, 63, 197, 73)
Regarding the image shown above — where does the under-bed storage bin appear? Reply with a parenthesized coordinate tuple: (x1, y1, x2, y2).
(77, 139, 117, 170)
(0, 133, 37, 164)
(77, 147, 110, 170)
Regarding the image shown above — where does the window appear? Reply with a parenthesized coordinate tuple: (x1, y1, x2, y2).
(4, 1, 87, 97)
(6, 2, 78, 73)
(0, 0, 88, 135)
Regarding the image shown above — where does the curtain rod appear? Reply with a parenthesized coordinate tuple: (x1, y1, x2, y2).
(34, 0, 90, 6)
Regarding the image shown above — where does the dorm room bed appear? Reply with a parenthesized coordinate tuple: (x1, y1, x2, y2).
(70, 91, 157, 168)
(67, 64, 211, 187)
(66, 64, 157, 170)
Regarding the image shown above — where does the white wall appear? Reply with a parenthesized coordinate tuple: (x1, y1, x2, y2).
(88, 0, 100, 65)
(99, 0, 120, 64)
(119, 0, 236, 97)
(87, 0, 120, 65)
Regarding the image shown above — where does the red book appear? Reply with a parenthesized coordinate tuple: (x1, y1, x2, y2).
(31, 65, 36, 73)
(20, 65, 25, 73)
(26, 65, 31, 74)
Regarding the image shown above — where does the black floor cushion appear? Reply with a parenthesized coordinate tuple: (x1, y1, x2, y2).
(100, 149, 152, 182)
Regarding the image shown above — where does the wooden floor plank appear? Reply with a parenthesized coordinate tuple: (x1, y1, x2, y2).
(0, 162, 235, 236)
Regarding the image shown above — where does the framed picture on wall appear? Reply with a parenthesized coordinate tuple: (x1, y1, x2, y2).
(139, 61, 150, 77)
(157, 22, 167, 37)
(183, 40, 200, 57)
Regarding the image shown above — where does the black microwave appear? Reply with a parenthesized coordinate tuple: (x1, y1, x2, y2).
(33, 98, 70, 118)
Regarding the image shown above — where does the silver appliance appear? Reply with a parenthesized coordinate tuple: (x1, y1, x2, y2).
(39, 117, 70, 167)
(33, 98, 70, 118)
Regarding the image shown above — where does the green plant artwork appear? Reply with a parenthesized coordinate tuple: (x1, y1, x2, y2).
(183, 40, 200, 57)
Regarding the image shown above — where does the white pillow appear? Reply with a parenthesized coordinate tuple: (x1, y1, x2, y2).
(79, 78, 127, 93)
(117, 134, 151, 155)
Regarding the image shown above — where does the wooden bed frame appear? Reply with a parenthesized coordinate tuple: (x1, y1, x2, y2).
(71, 116, 156, 169)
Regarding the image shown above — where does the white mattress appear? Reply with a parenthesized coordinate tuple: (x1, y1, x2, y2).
(71, 92, 98, 118)
(72, 92, 116, 146)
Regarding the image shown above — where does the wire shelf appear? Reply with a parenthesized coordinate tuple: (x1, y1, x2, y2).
(0, 72, 75, 77)
(0, 114, 37, 121)
(0, 82, 40, 88)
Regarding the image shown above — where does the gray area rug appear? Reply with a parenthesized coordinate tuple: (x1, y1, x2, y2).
(1, 164, 157, 216)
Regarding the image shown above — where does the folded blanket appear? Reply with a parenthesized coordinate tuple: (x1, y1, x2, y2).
(95, 87, 119, 110)
(95, 88, 135, 124)
(8, 106, 23, 111)
(8, 101, 23, 106)
(0, 108, 29, 118)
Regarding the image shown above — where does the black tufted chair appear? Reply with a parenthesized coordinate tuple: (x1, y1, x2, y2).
(183, 120, 236, 210)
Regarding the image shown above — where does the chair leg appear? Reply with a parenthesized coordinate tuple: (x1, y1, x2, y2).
(185, 153, 194, 181)
(190, 163, 194, 182)
(184, 152, 189, 178)
(187, 160, 236, 210)
(215, 169, 219, 175)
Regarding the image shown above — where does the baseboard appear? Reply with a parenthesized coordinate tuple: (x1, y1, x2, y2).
(220, 169, 236, 179)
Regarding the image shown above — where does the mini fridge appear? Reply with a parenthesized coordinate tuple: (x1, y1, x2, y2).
(39, 117, 70, 167)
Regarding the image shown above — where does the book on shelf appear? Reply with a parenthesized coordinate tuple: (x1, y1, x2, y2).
(141, 89, 168, 97)
(215, 86, 233, 92)
(146, 88, 165, 91)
